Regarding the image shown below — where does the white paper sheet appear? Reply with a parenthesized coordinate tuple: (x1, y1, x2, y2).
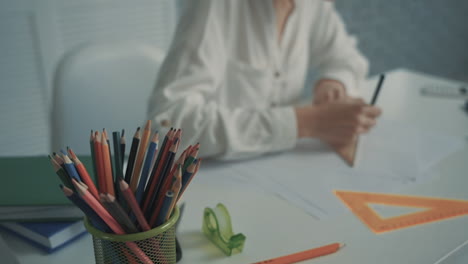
(417, 131, 465, 173)
(197, 121, 464, 220)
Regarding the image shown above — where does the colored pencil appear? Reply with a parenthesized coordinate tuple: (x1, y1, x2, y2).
(183, 143, 199, 170)
(89, 130, 97, 180)
(173, 129, 182, 146)
(49, 155, 73, 189)
(72, 179, 121, 229)
(141, 128, 173, 213)
(112, 131, 124, 180)
(120, 129, 126, 166)
(119, 179, 169, 264)
(94, 131, 106, 193)
(164, 149, 187, 190)
(145, 145, 186, 222)
(181, 159, 197, 192)
(251, 242, 344, 264)
(101, 132, 115, 196)
(165, 165, 182, 221)
(177, 159, 201, 203)
(145, 138, 178, 218)
(61, 151, 82, 182)
(61, 185, 109, 232)
(153, 191, 174, 227)
(124, 127, 140, 183)
(130, 120, 152, 192)
(155, 137, 179, 198)
(135, 132, 159, 204)
(67, 148, 99, 200)
(101, 194, 138, 234)
(52, 152, 64, 165)
(119, 179, 150, 231)
(111, 131, 125, 203)
(72, 180, 152, 264)
(151, 162, 182, 225)
(102, 129, 114, 179)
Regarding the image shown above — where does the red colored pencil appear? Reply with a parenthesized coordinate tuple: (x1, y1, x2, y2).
(94, 131, 106, 193)
(68, 148, 99, 200)
(119, 178, 150, 231)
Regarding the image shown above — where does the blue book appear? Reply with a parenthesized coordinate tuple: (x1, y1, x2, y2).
(0, 221, 87, 253)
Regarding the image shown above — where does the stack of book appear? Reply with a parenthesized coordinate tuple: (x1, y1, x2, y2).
(0, 221, 86, 253)
(0, 156, 86, 252)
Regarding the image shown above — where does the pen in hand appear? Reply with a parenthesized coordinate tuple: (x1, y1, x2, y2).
(371, 74, 385, 105)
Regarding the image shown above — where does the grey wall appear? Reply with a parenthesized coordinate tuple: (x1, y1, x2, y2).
(0, 0, 177, 155)
(0, 0, 466, 155)
(335, 0, 468, 82)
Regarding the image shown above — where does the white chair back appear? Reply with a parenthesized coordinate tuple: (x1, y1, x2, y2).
(51, 42, 164, 154)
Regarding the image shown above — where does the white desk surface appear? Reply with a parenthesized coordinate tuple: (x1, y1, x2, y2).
(2, 68, 467, 264)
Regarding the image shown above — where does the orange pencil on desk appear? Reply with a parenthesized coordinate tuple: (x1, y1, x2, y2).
(251, 242, 343, 264)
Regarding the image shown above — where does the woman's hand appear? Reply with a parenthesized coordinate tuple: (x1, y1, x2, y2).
(295, 98, 382, 145)
(313, 79, 347, 104)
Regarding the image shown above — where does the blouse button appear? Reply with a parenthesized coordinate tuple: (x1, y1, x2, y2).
(160, 119, 172, 127)
(274, 71, 280, 78)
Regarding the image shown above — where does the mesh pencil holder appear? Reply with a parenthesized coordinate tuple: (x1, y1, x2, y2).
(84, 206, 180, 264)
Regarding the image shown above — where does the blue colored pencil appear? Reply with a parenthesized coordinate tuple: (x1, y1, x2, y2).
(155, 191, 174, 227)
(181, 159, 197, 191)
(61, 151, 82, 182)
(135, 132, 159, 204)
(141, 128, 172, 214)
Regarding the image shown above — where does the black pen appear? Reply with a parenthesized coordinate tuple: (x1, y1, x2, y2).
(371, 74, 385, 105)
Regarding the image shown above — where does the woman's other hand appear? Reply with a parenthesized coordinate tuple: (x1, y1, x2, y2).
(313, 79, 347, 105)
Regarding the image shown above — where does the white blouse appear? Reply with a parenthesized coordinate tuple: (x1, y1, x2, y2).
(147, 0, 368, 160)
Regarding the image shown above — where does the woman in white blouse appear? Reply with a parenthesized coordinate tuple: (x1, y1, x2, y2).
(148, 0, 382, 160)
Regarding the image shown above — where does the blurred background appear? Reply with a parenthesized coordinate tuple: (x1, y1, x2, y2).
(0, 0, 467, 156)
(336, 0, 468, 82)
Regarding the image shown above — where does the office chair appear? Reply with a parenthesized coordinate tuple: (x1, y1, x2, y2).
(51, 41, 165, 155)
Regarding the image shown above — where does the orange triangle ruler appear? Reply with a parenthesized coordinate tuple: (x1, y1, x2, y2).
(334, 190, 468, 234)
